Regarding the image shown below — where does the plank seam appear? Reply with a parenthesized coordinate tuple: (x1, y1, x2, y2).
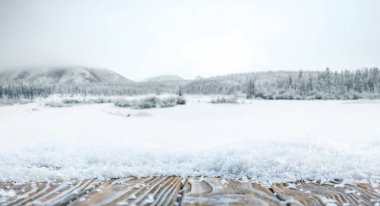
(177, 177, 187, 206)
(61, 179, 103, 206)
(269, 186, 291, 206)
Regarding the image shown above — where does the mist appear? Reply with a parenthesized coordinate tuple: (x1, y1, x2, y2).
(1, 0, 379, 80)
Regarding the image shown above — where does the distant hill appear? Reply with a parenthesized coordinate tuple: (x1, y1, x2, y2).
(141, 75, 189, 94)
(145, 75, 186, 82)
(0, 67, 133, 86)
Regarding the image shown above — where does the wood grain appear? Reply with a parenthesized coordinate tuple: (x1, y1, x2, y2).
(69, 176, 183, 206)
(181, 177, 282, 206)
(272, 180, 380, 206)
(0, 179, 99, 206)
(1, 177, 379, 206)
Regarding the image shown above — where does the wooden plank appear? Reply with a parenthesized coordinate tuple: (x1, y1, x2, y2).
(272, 180, 380, 206)
(181, 177, 282, 206)
(0, 179, 99, 206)
(69, 176, 183, 206)
(1, 177, 379, 206)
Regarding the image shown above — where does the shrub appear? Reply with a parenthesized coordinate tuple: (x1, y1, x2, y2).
(132, 97, 158, 109)
(176, 96, 186, 105)
(62, 99, 82, 104)
(0, 98, 32, 106)
(114, 96, 186, 109)
(114, 99, 131, 107)
(210, 96, 238, 104)
(158, 97, 178, 108)
(45, 101, 71, 107)
(90, 98, 112, 104)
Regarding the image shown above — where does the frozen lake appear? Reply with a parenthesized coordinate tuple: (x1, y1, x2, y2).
(1, 97, 380, 183)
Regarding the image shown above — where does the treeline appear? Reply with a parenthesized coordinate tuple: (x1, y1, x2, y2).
(0, 84, 145, 100)
(1, 68, 380, 100)
(0, 81, 187, 100)
(184, 68, 380, 99)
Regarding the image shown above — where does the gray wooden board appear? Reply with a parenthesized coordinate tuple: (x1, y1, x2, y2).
(271, 180, 380, 206)
(1, 177, 380, 206)
(69, 176, 183, 206)
(181, 177, 282, 206)
(0, 179, 99, 206)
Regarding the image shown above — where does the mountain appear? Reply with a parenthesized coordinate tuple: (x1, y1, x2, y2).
(140, 75, 190, 94)
(0, 67, 133, 86)
(145, 75, 186, 82)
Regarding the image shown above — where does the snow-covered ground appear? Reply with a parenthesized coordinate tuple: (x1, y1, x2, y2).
(1, 97, 380, 184)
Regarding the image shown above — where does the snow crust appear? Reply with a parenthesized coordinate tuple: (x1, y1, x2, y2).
(1, 97, 380, 183)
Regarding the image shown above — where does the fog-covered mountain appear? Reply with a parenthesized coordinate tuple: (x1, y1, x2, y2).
(145, 75, 186, 82)
(0, 67, 132, 86)
(140, 75, 189, 94)
(0, 67, 141, 98)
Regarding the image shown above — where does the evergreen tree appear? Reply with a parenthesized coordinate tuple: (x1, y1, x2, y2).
(246, 78, 255, 99)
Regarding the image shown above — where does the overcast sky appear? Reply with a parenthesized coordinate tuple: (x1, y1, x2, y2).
(0, 0, 379, 80)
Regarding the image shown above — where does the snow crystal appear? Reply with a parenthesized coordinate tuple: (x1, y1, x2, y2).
(0, 189, 16, 203)
(128, 194, 137, 200)
(144, 194, 155, 204)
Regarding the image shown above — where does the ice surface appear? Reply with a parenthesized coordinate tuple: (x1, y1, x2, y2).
(0, 97, 380, 183)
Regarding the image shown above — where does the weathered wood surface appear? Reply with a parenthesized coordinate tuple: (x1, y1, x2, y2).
(181, 177, 282, 206)
(70, 176, 183, 206)
(0, 179, 99, 206)
(272, 180, 380, 206)
(0, 177, 379, 206)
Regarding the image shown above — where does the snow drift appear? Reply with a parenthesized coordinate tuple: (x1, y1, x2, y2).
(0, 98, 379, 184)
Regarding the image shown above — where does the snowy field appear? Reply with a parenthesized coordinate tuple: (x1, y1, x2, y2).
(1, 96, 380, 184)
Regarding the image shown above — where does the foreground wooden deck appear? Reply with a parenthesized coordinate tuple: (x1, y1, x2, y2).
(0, 177, 379, 206)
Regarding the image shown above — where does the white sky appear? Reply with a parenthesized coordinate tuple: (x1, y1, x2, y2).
(0, 0, 379, 80)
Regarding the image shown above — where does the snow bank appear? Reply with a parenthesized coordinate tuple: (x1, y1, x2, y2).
(0, 98, 380, 184)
